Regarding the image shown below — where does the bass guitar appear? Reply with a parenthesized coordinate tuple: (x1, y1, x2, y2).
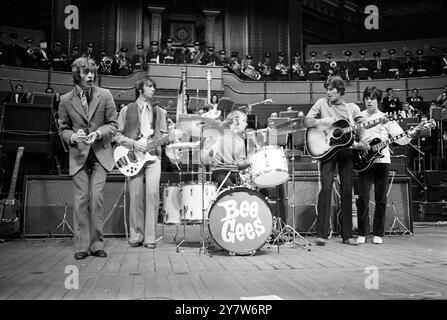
(0, 147, 24, 237)
(305, 114, 401, 161)
(353, 119, 436, 172)
(114, 131, 170, 177)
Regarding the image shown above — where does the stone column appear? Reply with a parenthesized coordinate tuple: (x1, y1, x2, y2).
(148, 5, 166, 42)
(202, 9, 220, 47)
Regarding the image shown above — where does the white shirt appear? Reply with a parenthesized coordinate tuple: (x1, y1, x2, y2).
(358, 110, 411, 164)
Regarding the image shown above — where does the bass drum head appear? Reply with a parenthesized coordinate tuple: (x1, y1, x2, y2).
(207, 187, 273, 255)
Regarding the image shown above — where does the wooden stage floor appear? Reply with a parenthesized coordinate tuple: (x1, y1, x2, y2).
(0, 223, 446, 300)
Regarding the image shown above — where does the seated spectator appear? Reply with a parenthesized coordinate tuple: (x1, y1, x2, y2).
(306, 51, 323, 81)
(162, 38, 176, 64)
(147, 41, 161, 64)
(385, 49, 400, 79)
(402, 51, 415, 77)
(355, 50, 370, 80)
(7, 84, 30, 103)
(22, 37, 39, 68)
(382, 87, 402, 114)
(371, 51, 385, 79)
(3, 33, 23, 67)
(427, 46, 442, 76)
(406, 88, 424, 106)
(414, 50, 427, 77)
(132, 44, 146, 71)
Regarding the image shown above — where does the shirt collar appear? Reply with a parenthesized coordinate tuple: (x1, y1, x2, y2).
(136, 97, 151, 112)
(76, 85, 91, 98)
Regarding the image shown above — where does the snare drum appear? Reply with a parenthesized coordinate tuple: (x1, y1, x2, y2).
(181, 182, 217, 222)
(248, 146, 289, 187)
(208, 187, 273, 255)
(161, 183, 181, 224)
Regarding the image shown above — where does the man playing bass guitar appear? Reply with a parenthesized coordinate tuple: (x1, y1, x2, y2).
(114, 78, 177, 249)
(354, 86, 415, 245)
(304, 76, 362, 246)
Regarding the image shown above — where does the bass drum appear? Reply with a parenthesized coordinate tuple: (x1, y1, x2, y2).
(207, 187, 273, 255)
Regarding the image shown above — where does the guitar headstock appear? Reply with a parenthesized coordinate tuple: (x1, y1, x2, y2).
(17, 147, 24, 159)
(416, 119, 437, 131)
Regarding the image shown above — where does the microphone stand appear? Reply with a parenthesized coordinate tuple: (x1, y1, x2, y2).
(408, 140, 427, 202)
(198, 120, 211, 256)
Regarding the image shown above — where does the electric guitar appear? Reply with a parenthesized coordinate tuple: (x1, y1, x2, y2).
(305, 114, 402, 161)
(0, 147, 24, 236)
(114, 130, 170, 177)
(353, 119, 436, 172)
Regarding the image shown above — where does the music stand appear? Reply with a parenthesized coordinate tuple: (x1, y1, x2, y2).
(217, 97, 234, 119)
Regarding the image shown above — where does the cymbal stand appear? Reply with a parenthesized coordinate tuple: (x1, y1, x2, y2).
(272, 128, 311, 252)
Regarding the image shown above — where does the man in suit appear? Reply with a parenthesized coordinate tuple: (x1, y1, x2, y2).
(58, 57, 118, 260)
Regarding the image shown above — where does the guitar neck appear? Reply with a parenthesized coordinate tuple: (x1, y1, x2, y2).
(7, 148, 24, 200)
(146, 135, 169, 152)
(371, 132, 407, 152)
(341, 117, 385, 134)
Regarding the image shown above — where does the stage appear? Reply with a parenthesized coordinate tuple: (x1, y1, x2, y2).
(0, 223, 446, 300)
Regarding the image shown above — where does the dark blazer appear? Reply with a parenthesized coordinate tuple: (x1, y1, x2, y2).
(58, 85, 118, 175)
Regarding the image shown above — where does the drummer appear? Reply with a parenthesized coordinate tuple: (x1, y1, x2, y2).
(202, 110, 250, 188)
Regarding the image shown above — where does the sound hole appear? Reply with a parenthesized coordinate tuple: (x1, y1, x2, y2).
(332, 128, 343, 139)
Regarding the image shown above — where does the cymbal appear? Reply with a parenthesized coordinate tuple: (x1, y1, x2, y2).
(273, 118, 304, 130)
(178, 114, 223, 128)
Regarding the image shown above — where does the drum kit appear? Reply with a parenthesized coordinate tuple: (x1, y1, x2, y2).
(161, 113, 311, 256)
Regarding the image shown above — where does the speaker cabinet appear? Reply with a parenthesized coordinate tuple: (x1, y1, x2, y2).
(286, 177, 339, 232)
(286, 176, 412, 234)
(23, 175, 129, 237)
(0, 102, 56, 153)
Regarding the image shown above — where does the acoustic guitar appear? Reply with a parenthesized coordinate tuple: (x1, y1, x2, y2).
(305, 114, 401, 161)
(0, 147, 24, 236)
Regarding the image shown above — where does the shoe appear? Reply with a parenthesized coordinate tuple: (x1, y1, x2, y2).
(91, 250, 108, 258)
(74, 252, 88, 260)
(143, 243, 156, 249)
(129, 241, 142, 247)
(343, 238, 359, 246)
(356, 236, 366, 244)
(373, 236, 383, 244)
(314, 237, 326, 246)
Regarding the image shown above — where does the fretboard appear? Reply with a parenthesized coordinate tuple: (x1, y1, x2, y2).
(341, 117, 385, 134)
(8, 147, 24, 200)
(146, 135, 170, 152)
(371, 132, 408, 152)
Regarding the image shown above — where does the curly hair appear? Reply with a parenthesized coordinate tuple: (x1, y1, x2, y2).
(323, 76, 345, 95)
(71, 57, 97, 85)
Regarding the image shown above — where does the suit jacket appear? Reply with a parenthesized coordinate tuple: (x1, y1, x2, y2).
(58, 85, 118, 176)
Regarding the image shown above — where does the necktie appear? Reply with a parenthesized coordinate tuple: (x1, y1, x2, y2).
(140, 104, 152, 138)
(81, 90, 89, 115)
